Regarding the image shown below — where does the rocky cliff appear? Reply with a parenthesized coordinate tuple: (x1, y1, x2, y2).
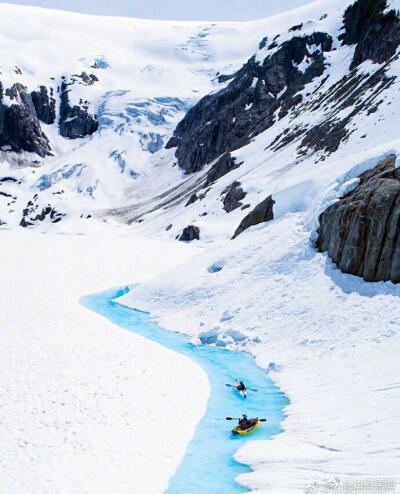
(316, 155, 400, 283)
(59, 74, 98, 139)
(339, 0, 400, 69)
(166, 0, 400, 182)
(167, 32, 333, 175)
(0, 83, 52, 157)
(0, 72, 99, 160)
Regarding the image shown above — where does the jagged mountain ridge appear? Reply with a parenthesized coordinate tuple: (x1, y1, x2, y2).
(0, 3, 264, 227)
(2, 0, 400, 283)
(167, 0, 400, 176)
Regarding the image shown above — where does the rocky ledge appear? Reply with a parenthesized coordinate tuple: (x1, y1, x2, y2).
(59, 78, 98, 139)
(316, 154, 400, 283)
(0, 83, 52, 157)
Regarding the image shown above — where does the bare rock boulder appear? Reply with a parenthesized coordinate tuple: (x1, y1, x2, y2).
(316, 154, 400, 283)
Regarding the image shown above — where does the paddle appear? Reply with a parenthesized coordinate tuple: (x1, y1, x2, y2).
(225, 383, 258, 392)
(226, 417, 267, 421)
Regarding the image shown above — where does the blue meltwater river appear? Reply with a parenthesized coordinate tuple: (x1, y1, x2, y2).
(81, 286, 289, 494)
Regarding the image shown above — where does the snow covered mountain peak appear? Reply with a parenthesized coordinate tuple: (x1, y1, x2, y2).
(1, 0, 400, 241)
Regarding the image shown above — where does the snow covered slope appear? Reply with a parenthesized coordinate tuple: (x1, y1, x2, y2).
(0, 227, 208, 494)
(0, 2, 266, 227)
(2, 0, 400, 493)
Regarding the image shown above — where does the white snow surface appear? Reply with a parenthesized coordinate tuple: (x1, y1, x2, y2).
(2, 0, 400, 493)
(0, 226, 208, 493)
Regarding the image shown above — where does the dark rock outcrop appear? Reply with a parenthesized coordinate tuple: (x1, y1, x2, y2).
(20, 194, 64, 227)
(76, 72, 98, 86)
(31, 86, 56, 124)
(167, 32, 333, 174)
(185, 193, 198, 207)
(232, 195, 274, 238)
(179, 225, 200, 241)
(0, 83, 51, 157)
(222, 181, 246, 213)
(316, 154, 400, 283)
(205, 153, 243, 186)
(339, 0, 400, 69)
(59, 81, 98, 139)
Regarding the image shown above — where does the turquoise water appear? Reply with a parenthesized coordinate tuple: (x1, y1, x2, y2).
(81, 286, 289, 494)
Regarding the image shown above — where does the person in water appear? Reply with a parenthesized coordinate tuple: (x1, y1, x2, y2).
(238, 414, 251, 430)
(236, 381, 246, 391)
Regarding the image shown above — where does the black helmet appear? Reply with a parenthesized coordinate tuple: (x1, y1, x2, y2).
(243, 414, 247, 419)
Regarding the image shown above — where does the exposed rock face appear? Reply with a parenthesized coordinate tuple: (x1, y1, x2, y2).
(20, 194, 64, 227)
(0, 74, 99, 159)
(76, 72, 98, 86)
(205, 154, 243, 186)
(0, 83, 51, 157)
(185, 193, 198, 207)
(59, 81, 98, 139)
(339, 0, 400, 69)
(179, 225, 200, 241)
(31, 86, 56, 124)
(232, 195, 274, 239)
(164, 1, 400, 183)
(167, 32, 333, 174)
(316, 154, 400, 283)
(222, 181, 246, 213)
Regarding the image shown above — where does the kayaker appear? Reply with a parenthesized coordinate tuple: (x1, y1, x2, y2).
(238, 414, 251, 430)
(236, 381, 246, 392)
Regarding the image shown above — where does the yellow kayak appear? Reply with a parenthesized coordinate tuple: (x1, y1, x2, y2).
(232, 418, 259, 436)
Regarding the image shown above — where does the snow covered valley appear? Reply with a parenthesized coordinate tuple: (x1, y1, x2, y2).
(2, 0, 400, 492)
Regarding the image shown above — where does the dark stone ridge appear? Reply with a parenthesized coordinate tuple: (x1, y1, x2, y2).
(20, 194, 64, 227)
(259, 37, 268, 50)
(59, 81, 98, 139)
(316, 154, 400, 283)
(0, 82, 51, 157)
(217, 73, 236, 84)
(0, 176, 17, 183)
(185, 193, 198, 207)
(205, 153, 243, 186)
(339, 0, 400, 69)
(276, 57, 396, 158)
(31, 86, 56, 124)
(232, 195, 275, 239)
(179, 225, 200, 241)
(221, 181, 247, 213)
(289, 23, 303, 32)
(76, 72, 99, 86)
(167, 32, 333, 174)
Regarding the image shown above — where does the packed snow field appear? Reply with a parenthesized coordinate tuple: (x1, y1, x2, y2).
(0, 227, 208, 493)
(2, 0, 400, 493)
